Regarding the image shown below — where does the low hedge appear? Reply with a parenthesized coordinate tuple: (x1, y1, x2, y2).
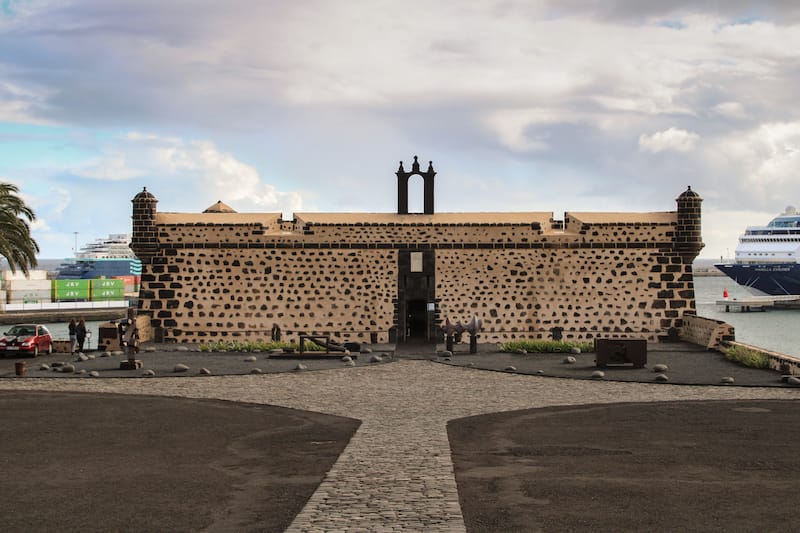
(199, 340, 325, 352)
(724, 345, 771, 369)
(500, 340, 595, 353)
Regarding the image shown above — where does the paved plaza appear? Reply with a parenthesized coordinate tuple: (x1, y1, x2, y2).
(1, 352, 798, 532)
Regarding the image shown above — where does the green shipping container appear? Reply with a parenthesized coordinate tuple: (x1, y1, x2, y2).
(91, 288, 125, 301)
(90, 279, 125, 291)
(53, 280, 91, 300)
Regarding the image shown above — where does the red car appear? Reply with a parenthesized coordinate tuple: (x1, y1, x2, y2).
(0, 324, 53, 357)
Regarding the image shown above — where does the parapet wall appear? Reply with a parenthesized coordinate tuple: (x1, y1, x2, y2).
(680, 315, 735, 350)
(726, 341, 800, 377)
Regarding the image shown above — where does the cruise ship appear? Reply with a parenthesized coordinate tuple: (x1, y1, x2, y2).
(716, 207, 800, 295)
(56, 234, 142, 279)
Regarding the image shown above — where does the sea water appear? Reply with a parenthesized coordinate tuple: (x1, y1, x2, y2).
(695, 276, 800, 357)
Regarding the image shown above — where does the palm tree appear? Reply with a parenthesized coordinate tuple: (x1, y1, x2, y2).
(0, 182, 39, 275)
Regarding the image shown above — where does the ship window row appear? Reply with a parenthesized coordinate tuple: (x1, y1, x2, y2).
(741, 237, 800, 242)
(740, 252, 794, 256)
(747, 230, 800, 236)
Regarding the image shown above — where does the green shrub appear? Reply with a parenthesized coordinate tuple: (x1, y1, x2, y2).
(198, 340, 326, 352)
(724, 345, 771, 369)
(500, 339, 595, 353)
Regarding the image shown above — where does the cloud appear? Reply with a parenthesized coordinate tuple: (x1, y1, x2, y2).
(74, 133, 304, 214)
(0, 78, 52, 124)
(705, 122, 800, 208)
(542, 0, 800, 23)
(639, 128, 700, 153)
(713, 101, 746, 119)
(3, 1, 800, 259)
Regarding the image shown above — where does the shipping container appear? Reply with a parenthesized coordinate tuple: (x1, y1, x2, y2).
(91, 288, 125, 301)
(91, 278, 125, 291)
(53, 279, 91, 300)
(2, 269, 48, 282)
(7, 289, 52, 304)
(113, 275, 136, 286)
(4, 279, 52, 292)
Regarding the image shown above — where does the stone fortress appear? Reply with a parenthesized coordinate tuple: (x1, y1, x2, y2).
(130, 156, 704, 345)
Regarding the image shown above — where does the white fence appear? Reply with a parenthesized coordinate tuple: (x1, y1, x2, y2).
(3, 300, 128, 312)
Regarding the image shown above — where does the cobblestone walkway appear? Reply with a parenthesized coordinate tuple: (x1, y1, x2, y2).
(2, 361, 797, 532)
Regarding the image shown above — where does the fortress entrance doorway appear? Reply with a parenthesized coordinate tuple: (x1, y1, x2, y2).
(397, 250, 436, 344)
(406, 300, 429, 340)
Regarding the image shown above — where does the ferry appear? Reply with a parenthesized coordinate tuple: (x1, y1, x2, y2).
(716, 206, 800, 296)
(56, 234, 142, 279)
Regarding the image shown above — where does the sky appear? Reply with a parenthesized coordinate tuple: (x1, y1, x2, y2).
(3, 1, 800, 260)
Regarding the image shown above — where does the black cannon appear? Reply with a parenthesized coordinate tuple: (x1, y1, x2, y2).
(595, 338, 647, 368)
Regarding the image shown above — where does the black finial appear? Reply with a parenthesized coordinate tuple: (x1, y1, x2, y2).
(428, 161, 434, 173)
(398, 161, 405, 172)
(412, 155, 420, 172)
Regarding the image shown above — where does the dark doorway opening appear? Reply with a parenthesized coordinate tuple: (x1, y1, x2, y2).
(406, 300, 429, 340)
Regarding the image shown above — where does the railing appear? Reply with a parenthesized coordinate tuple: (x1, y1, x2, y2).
(2, 300, 129, 312)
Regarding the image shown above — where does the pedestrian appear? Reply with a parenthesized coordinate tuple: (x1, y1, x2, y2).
(68, 319, 77, 355)
(76, 319, 87, 353)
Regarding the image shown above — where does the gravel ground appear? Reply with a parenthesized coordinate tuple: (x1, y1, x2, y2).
(0, 344, 394, 379)
(437, 342, 794, 387)
(0, 341, 797, 532)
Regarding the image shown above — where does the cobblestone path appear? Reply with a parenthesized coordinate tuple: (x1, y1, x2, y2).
(1, 361, 796, 532)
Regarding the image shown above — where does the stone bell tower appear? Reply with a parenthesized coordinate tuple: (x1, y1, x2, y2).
(396, 155, 436, 214)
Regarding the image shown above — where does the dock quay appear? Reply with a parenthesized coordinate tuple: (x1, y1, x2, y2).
(0, 307, 127, 325)
(716, 295, 800, 312)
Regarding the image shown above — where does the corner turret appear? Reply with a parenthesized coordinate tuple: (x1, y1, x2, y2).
(131, 187, 158, 260)
(675, 186, 704, 260)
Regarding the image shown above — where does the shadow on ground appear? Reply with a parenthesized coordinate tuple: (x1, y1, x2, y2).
(0, 391, 359, 533)
(449, 399, 800, 533)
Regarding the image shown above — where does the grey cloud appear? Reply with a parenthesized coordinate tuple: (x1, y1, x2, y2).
(544, 0, 800, 23)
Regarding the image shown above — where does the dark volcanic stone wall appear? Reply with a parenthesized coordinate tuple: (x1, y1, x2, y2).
(142, 248, 397, 343)
(436, 247, 694, 343)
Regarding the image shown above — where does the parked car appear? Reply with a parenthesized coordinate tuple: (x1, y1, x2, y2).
(0, 324, 53, 357)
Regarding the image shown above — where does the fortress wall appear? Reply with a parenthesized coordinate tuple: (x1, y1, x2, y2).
(153, 219, 677, 247)
(156, 223, 300, 245)
(139, 247, 397, 343)
(436, 247, 695, 343)
(562, 222, 675, 243)
(298, 221, 675, 245)
(298, 224, 545, 244)
(132, 186, 701, 346)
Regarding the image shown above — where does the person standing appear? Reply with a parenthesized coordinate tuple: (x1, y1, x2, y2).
(76, 319, 87, 353)
(68, 319, 77, 355)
